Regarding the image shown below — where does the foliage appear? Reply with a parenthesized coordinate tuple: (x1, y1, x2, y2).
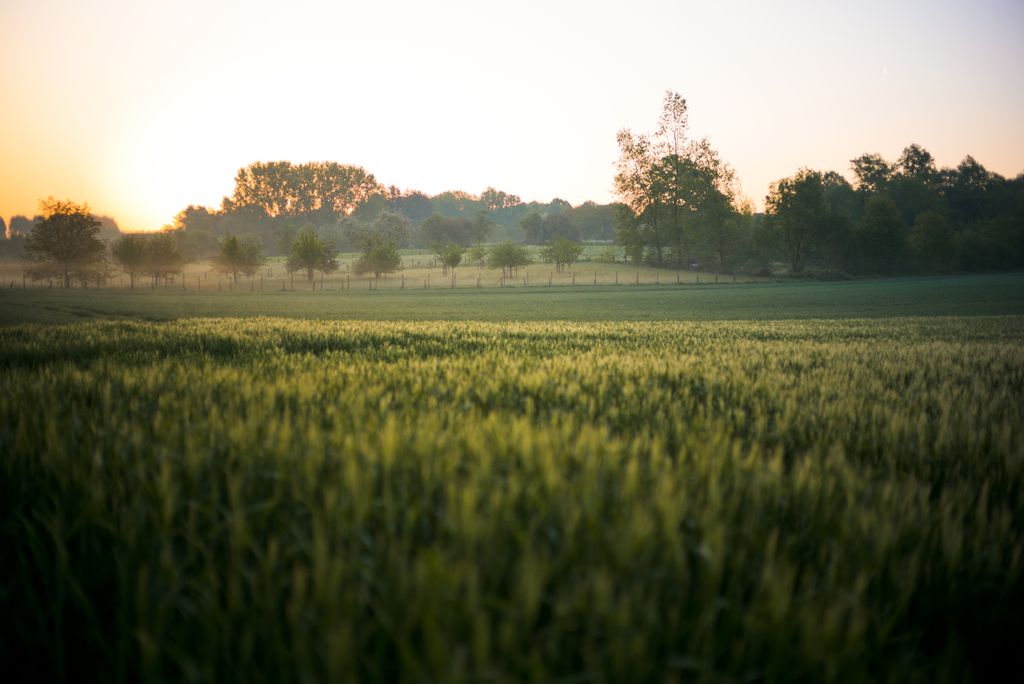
(487, 241, 531, 277)
(521, 211, 579, 244)
(614, 91, 741, 268)
(23, 198, 107, 287)
(420, 213, 490, 247)
(433, 242, 464, 275)
(228, 161, 382, 217)
(286, 230, 338, 283)
(353, 236, 402, 278)
(856, 196, 908, 274)
(2, 317, 1023, 681)
(765, 169, 828, 273)
(213, 235, 265, 282)
(145, 233, 185, 284)
(111, 235, 149, 288)
(541, 237, 584, 272)
(467, 244, 488, 267)
(480, 187, 522, 211)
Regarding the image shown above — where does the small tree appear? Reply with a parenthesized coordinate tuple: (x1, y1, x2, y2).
(353, 236, 401, 278)
(541, 237, 584, 273)
(286, 230, 338, 283)
(467, 244, 488, 267)
(214, 235, 265, 282)
(24, 198, 107, 288)
(434, 242, 464, 275)
(146, 233, 185, 285)
(487, 242, 531, 277)
(111, 235, 148, 288)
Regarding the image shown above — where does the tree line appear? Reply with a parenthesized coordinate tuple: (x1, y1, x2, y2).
(614, 91, 1024, 277)
(7, 90, 1021, 284)
(166, 163, 619, 262)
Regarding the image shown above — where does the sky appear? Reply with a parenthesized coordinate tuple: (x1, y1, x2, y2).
(1, 0, 1022, 231)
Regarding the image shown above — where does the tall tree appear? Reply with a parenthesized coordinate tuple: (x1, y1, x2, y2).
(229, 161, 381, 218)
(24, 198, 107, 288)
(615, 91, 738, 268)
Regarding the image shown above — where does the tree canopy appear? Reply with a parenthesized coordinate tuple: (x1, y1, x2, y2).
(24, 198, 107, 287)
(214, 235, 265, 282)
(286, 230, 338, 283)
(487, 242, 531, 278)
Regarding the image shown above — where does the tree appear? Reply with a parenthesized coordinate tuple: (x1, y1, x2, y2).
(765, 169, 827, 274)
(24, 198, 107, 288)
(111, 235, 148, 288)
(467, 244, 488, 267)
(542, 237, 584, 273)
(434, 243, 464, 275)
(851, 153, 893, 194)
(353, 236, 401, 278)
(286, 230, 338, 283)
(897, 144, 938, 183)
(615, 91, 739, 268)
(214, 235, 265, 282)
(487, 242, 531, 277)
(146, 233, 185, 285)
(480, 187, 522, 211)
(229, 161, 381, 218)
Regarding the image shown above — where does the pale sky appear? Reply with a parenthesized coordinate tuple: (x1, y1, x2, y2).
(2, 0, 1022, 231)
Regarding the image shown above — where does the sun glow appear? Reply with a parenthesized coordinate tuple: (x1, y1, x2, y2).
(1, 0, 1022, 231)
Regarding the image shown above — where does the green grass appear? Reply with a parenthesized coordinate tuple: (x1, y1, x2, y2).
(2, 317, 1023, 681)
(2, 272, 1024, 324)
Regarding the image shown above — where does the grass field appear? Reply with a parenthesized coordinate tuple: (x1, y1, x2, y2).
(2, 276, 1023, 681)
(2, 271, 1023, 325)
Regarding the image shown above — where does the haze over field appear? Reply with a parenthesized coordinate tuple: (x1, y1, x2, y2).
(1, 0, 1023, 231)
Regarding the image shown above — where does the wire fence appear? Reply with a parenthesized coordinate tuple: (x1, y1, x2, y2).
(1, 259, 755, 293)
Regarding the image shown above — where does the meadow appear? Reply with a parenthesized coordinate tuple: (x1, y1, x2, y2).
(2, 312, 1023, 681)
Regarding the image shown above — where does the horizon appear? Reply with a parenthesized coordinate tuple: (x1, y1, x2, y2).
(2, 0, 1023, 231)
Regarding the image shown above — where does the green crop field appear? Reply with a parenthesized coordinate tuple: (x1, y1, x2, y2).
(3, 306, 1023, 681)
(2, 271, 1024, 325)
